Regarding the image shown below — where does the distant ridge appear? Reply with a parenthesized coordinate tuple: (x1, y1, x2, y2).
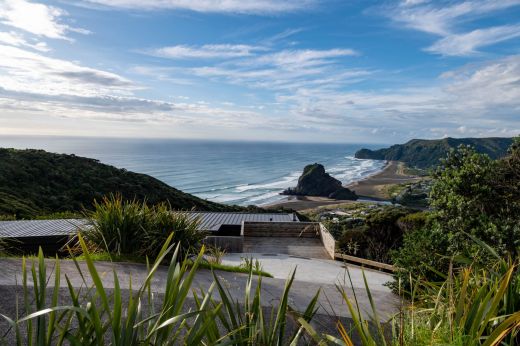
(355, 137, 514, 169)
(0, 148, 239, 218)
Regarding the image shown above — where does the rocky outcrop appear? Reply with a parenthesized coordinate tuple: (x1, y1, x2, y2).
(282, 163, 358, 200)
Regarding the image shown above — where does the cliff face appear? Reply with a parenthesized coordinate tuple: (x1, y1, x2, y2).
(282, 163, 357, 200)
(355, 137, 513, 168)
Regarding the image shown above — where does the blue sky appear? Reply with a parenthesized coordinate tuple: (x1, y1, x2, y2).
(0, 0, 520, 144)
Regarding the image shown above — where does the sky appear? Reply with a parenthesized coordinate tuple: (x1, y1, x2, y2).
(0, 0, 519, 144)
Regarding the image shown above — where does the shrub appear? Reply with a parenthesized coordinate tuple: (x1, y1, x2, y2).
(140, 205, 205, 258)
(362, 207, 410, 263)
(390, 225, 450, 290)
(430, 140, 520, 259)
(337, 227, 366, 255)
(84, 194, 149, 255)
(83, 194, 204, 258)
(396, 211, 430, 233)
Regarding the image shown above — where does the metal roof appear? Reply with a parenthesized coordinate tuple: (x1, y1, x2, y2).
(0, 219, 90, 238)
(186, 212, 298, 231)
(0, 213, 298, 238)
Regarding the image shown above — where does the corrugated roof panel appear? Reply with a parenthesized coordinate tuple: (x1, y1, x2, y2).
(188, 212, 296, 231)
(0, 219, 90, 238)
(0, 212, 297, 238)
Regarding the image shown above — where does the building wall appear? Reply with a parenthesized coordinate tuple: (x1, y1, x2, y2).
(203, 236, 243, 252)
(242, 222, 320, 238)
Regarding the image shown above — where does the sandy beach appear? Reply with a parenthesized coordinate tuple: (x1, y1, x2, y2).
(265, 161, 421, 211)
(347, 161, 421, 199)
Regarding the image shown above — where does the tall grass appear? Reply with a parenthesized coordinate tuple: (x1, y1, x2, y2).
(329, 239, 520, 346)
(84, 194, 148, 255)
(83, 194, 204, 258)
(0, 234, 319, 345)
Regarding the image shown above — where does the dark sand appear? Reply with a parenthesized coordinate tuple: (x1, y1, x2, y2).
(266, 161, 421, 211)
(347, 161, 421, 199)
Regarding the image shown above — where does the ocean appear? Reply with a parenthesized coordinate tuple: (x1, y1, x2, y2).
(0, 136, 386, 206)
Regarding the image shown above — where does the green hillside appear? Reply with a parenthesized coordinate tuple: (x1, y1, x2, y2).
(0, 148, 238, 218)
(355, 137, 514, 168)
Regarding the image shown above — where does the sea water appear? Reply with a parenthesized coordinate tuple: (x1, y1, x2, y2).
(0, 136, 386, 206)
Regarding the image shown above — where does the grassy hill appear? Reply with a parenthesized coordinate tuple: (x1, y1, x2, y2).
(0, 148, 239, 218)
(355, 137, 514, 169)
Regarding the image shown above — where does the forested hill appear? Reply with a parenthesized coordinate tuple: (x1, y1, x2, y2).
(355, 137, 514, 169)
(0, 148, 238, 218)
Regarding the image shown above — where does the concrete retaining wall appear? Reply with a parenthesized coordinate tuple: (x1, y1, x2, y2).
(319, 224, 335, 259)
(203, 236, 243, 252)
(242, 222, 320, 238)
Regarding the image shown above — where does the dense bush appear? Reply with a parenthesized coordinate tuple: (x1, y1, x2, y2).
(395, 211, 429, 233)
(392, 137, 520, 285)
(431, 140, 520, 259)
(83, 194, 205, 257)
(361, 207, 410, 263)
(336, 207, 412, 263)
(0, 148, 237, 218)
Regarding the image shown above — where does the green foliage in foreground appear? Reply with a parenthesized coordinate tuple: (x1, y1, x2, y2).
(1, 235, 520, 345)
(82, 194, 206, 257)
(0, 148, 238, 219)
(0, 234, 316, 345)
(324, 241, 520, 345)
(392, 138, 520, 286)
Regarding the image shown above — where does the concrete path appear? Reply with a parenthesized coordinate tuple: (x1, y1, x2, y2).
(0, 257, 400, 321)
(222, 253, 392, 290)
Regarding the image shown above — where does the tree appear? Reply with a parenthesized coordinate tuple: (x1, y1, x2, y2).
(430, 140, 520, 258)
(392, 138, 520, 286)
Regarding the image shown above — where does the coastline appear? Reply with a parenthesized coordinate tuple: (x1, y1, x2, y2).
(265, 161, 421, 211)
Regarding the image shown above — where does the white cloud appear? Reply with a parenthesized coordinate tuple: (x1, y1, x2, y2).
(0, 44, 289, 132)
(184, 48, 365, 91)
(148, 44, 266, 59)
(390, 0, 520, 36)
(442, 55, 520, 111)
(0, 44, 134, 97)
(250, 48, 358, 67)
(0, 31, 50, 51)
(426, 24, 520, 56)
(138, 47, 364, 95)
(384, 0, 520, 56)
(0, 0, 89, 40)
(82, 0, 315, 14)
(271, 55, 520, 138)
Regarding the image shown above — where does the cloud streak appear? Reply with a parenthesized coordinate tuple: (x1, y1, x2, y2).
(82, 0, 316, 14)
(0, 31, 50, 51)
(426, 24, 520, 56)
(0, 44, 134, 97)
(147, 44, 266, 59)
(384, 0, 520, 56)
(0, 0, 89, 40)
